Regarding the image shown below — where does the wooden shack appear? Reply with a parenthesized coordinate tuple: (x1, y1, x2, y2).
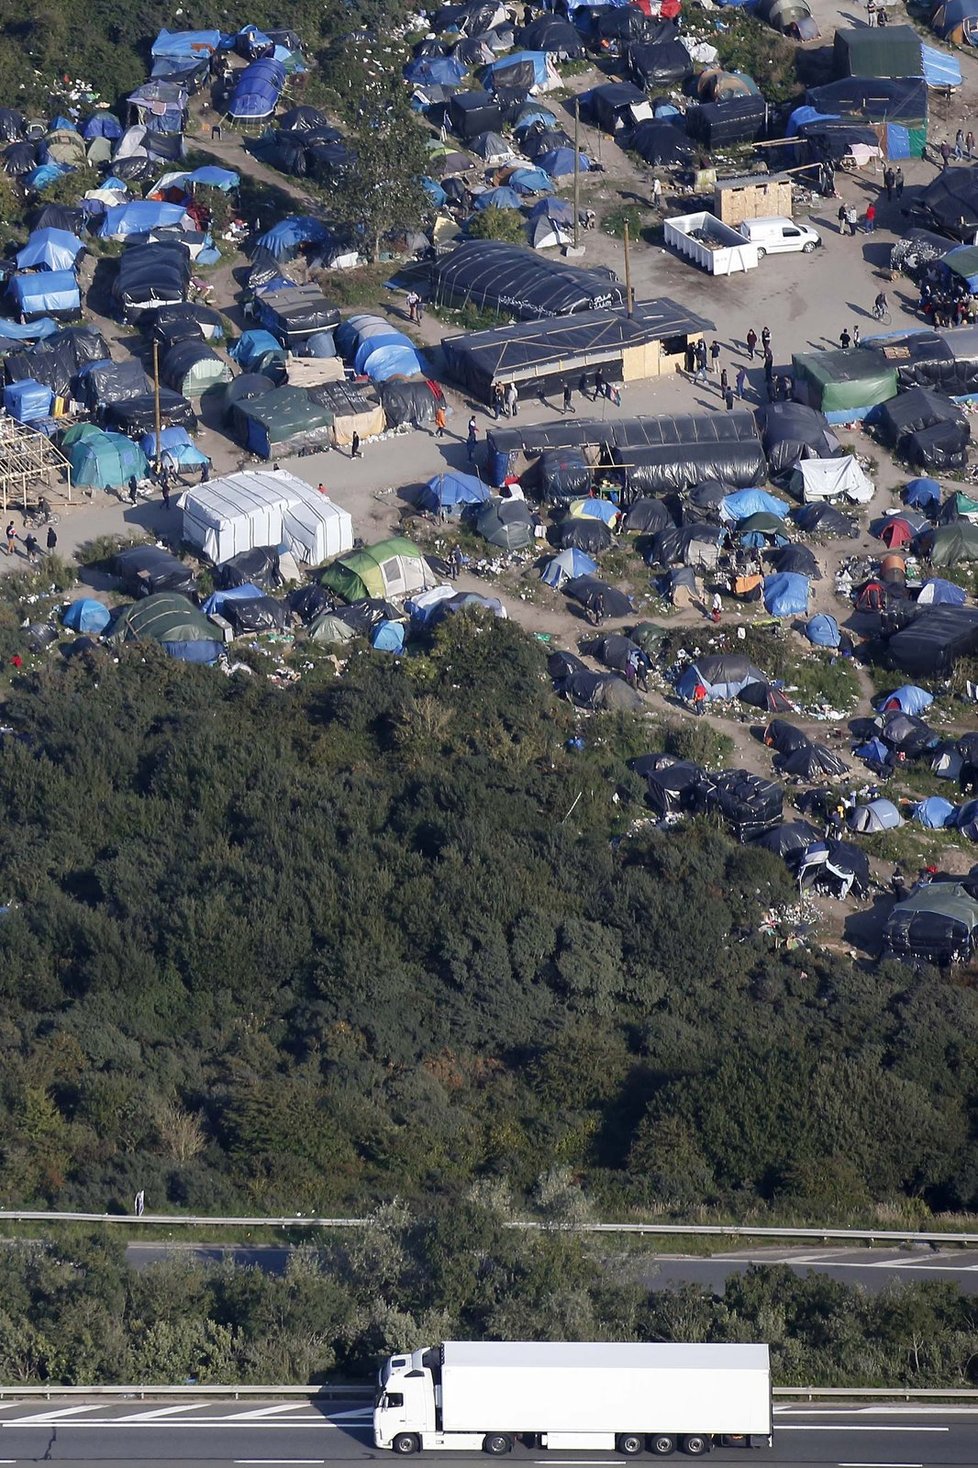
(714, 173, 794, 226)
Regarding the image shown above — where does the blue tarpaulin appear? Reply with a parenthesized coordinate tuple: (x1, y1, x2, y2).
(419, 471, 490, 512)
(541, 548, 597, 586)
(763, 572, 811, 617)
(201, 584, 265, 616)
(16, 228, 84, 272)
(913, 795, 957, 828)
(905, 475, 941, 508)
(62, 598, 111, 633)
(372, 620, 405, 652)
(360, 343, 422, 380)
(23, 163, 70, 191)
(10, 270, 80, 317)
(404, 55, 467, 86)
(474, 186, 523, 210)
(0, 316, 58, 342)
(876, 685, 934, 715)
(353, 332, 412, 374)
(151, 28, 221, 59)
(507, 167, 554, 194)
(139, 426, 209, 470)
(99, 201, 188, 238)
(538, 148, 590, 178)
(484, 51, 554, 88)
(422, 177, 448, 205)
(187, 166, 239, 190)
(922, 44, 962, 87)
(856, 737, 890, 769)
(721, 488, 790, 522)
(3, 379, 53, 421)
(231, 329, 287, 372)
(254, 215, 329, 261)
(81, 114, 123, 140)
(805, 613, 841, 647)
(228, 58, 287, 119)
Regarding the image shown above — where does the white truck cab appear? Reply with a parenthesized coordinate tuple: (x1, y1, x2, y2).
(737, 216, 822, 257)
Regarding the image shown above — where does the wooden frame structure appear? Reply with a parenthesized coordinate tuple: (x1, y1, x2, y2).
(0, 414, 72, 514)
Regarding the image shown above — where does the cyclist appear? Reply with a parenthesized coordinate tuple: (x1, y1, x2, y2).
(874, 291, 888, 321)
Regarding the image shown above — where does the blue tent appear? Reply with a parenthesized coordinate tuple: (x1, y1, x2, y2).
(913, 796, 956, 828)
(529, 196, 574, 224)
(676, 657, 765, 701)
(353, 331, 413, 375)
(16, 228, 84, 272)
(541, 548, 597, 587)
(740, 529, 788, 549)
(69, 430, 147, 489)
(419, 471, 490, 513)
(538, 148, 590, 178)
(81, 113, 123, 140)
(228, 58, 286, 119)
(876, 685, 934, 715)
(9, 270, 79, 318)
(187, 166, 239, 190)
(372, 620, 406, 652)
(139, 426, 208, 471)
(805, 613, 841, 647)
(151, 28, 221, 59)
(474, 187, 523, 211)
(254, 215, 329, 261)
(571, 498, 619, 526)
(763, 573, 810, 617)
(0, 317, 58, 343)
(62, 598, 111, 633)
(905, 476, 941, 509)
(231, 329, 287, 374)
(99, 201, 188, 239)
(422, 177, 448, 205)
(856, 737, 890, 770)
(514, 106, 558, 134)
(721, 488, 790, 522)
(404, 55, 467, 86)
(917, 577, 966, 606)
(22, 163, 70, 192)
(361, 343, 422, 381)
(508, 168, 554, 194)
(201, 584, 265, 616)
(3, 379, 53, 421)
(484, 51, 554, 88)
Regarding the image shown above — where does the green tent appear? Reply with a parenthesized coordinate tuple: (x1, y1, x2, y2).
(111, 593, 218, 647)
(61, 422, 103, 448)
(320, 536, 430, 602)
(232, 386, 332, 458)
(930, 522, 978, 566)
(306, 610, 358, 645)
(69, 430, 147, 489)
(792, 349, 897, 414)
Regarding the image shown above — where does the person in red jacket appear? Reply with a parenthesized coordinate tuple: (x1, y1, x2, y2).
(864, 202, 877, 233)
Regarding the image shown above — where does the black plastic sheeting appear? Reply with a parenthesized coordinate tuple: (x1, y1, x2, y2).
(760, 401, 842, 474)
(30, 203, 85, 234)
(609, 412, 766, 496)
(376, 378, 440, 427)
(104, 391, 198, 434)
(687, 94, 767, 148)
(114, 545, 196, 598)
(627, 40, 693, 87)
(0, 109, 25, 142)
(807, 76, 928, 123)
(150, 303, 225, 349)
(775, 740, 850, 779)
(793, 501, 859, 536)
(257, 287, 340, 344)
(214, 547, 282, 591)
(917, 166, 978, 243)
(645, 759, 704, 817)
(888, 605, 978, 675)
(772, 543, 822, 578)
(288, 583, 337, 622)
(625, 118, 695, 165)
(876, 386, 970, 470)
(750, 819, 821, 858)
(589, 82, 648, 132)
(799, 118, 879, 162)
(223, 596, 291, 634)
(115, 240, 191, 314)
(449, 89, 502, 138)
(697, 769, 784, 839)
(538, 447, 592, 501)
(429, 240, 624, 320)
(557, 517, 612, 553)
(83, 359, 152, 410)
(5, 327, 109, 399)
(623, 496, 675, 533)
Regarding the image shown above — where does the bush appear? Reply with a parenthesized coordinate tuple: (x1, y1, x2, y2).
(467, 208, 528, 245)
(713, 10, 800, 106)
(664, 718, 734, 768)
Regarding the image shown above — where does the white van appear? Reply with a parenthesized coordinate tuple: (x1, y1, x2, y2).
(737, 216, 822, 257)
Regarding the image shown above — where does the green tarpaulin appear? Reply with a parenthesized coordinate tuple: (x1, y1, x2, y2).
(792, 348, 898, 413)
(320, 535, 429, 602)
(833, 25, 922, 80)
(111, 592, 217, 646)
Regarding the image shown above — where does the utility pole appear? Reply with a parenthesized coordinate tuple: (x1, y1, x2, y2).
(573, 97, 581, 251)
(623, 222, 633, 317)
(152, 339, 162, 474)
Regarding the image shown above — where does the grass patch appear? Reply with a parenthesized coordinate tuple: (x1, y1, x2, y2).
(664, 718, 735, 769)
(312, 262, 399, 309)
(860, 825, 969, 869)
(712, 8, 801, 106)
(736, 624, 860, 711)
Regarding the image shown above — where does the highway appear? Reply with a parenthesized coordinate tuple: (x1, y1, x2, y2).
(124, 1243, 978, 1296)
(0, 1399, 972, 1468)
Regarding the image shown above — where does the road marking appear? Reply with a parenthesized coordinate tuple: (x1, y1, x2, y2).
(110, 1404, 216, 1422)
(837, 1462, 923, 1467)
(4, 1407, 103, 1425)
(1, 1420, 350, 1429)
(324, 1408, 373, 1421)
(222, 1406, 318, 1421)
(234, 1459, 326, 1463)
(534, 1460, 626, 1464)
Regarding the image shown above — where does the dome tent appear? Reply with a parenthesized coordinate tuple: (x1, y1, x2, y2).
(62, 598, 111, 634)
(69, 430, 147, 489)
(109, 592, 221, 664)
(419, 471, 490, 515)
(476, 497, 534, 549)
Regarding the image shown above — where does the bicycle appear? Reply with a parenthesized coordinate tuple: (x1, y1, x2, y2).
(872, 304, 891, 324)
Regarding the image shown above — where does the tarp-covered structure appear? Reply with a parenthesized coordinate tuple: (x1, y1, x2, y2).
(888, 604, 978, 674)
(884, 880, 978, 964)
(789, 455, 874, 503)
(916, 166, 978, 242)
(429, 240, 624, 319)
(833, 25, 922, 78)
(9, 270, 80, 320)
(760, 401, 842, 475)
(110, 592, 221, 664)
(876, 386, 970, 470)
(792, 347, 898, 416)
(231, 385, 333, 458)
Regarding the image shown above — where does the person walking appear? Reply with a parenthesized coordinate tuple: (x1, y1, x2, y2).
(760, 325, 771, 353)
(719, 367, 728, 394)
(838, 202, 849, 235)
(651, 176, 662, 210)
(695, 351, 708, 386)
(968, 131, 975, 160)
(492, 383, 503, 419)
(449, 544, 463, 581)
(941, 138, 952, 167)
(466, 416, 478, 463)
(745, 327, 758, 359)
(161, 479, 171, 511)
(735, 365, 747, 398)
(507, 381, 518, 418)
(351, 431, 362, 460)
(763, 351, 775, 394)
(883, 165, 895, 202)
(46, 525, 57, 556)
(434, 404, 447, 437)
(4, 522, 14, 556)
(956, 127, 965, 159)
(595, 368, 607, 399)
(578, 372, 590, 402)
(562, 382, 575, 414)
(864, 201, 876, 232)
(853, 324, 861, 346)
(840, 327, 852, 348)
(24, 533, 38, 565)
(895, 167, 904, 199)
(723, 385, 735, 410)
(710, 339, 721, 372)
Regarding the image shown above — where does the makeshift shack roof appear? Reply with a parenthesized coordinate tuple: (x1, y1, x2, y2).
(442, 298, 714, 397)
(885, 880, 978, 964)
(806, 76, 928, 124)
(232, 385, 332, 457)
(833, 26, 923, 78)
(429, 240, 624, 319)
(888, 604, 978, 674)
(792, 347, 898, 413)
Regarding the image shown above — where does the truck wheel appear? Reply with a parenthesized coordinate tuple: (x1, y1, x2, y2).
(617, 1435, 644, 1455)
(649, 1436, 676, 1457)
(393, 1435, 420, 1456)
(483, 1435, 512, 1456)
(679, 1436, 710, 1457)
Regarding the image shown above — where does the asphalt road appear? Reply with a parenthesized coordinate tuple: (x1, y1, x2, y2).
(0, 1400, 972, 1468)
(124, 1243, 978, 1296)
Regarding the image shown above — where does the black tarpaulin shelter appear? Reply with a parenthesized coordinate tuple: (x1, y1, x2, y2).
(884, 880, 978, 964)
(442, 298, 714, 403)
(563, 575, 631, 616)
(83, 359, 152, 411)
(876, 386, 970, 470)
(115, 240, 191, 315)
(624, 496, 675, 534)
(114, 544, 196, 598)
(888, 605, 978, 674)
(548, 649, 588, 678)
(558, 517, 612, 553)
(150, 302, 225, 348)
(537, 447, 592, 502)
(593, 633, 645, 672)
(698, 769, 784, 839)
(222, 595, 291, 634)
(646, 759, 704, 817)
(750, 819, 821, 858)
(627, 40, 693, 87)
(763, 718, 811, 754)
(448, 89, 502, 138)
(625, 118, 696, 166)
(918, 167, 978, 242)
(807, 76, 928, 124)
(588, 82, 650, 133)
(610, 412, 765, 497)
(6, 326, 109, 398)
(376, 379, 440, 428)
(776, 740, 850, 779)
(429, 240, 625, 320)
(520, 17, 585, 55)
(105, 391, 197, 434)
(557, 670, 643, 709)
(760, 400, 842, 475)
(686, 95, 767, 148)
(223, 373, 274, 421)
(257, 285, 340, 348)
(798, 839, 870, 897)
(476, 498, 534, 549)
(792, 502, 858, 537)
(214, 546, 281, 591)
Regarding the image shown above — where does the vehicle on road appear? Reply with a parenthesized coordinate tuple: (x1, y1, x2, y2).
(737, 217, 822, 257)
(374, 1340, 773, 1457)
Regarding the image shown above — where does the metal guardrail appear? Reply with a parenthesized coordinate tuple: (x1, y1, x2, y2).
(3, 1210, 978, 1246)
(0, 1384, 975, 1404)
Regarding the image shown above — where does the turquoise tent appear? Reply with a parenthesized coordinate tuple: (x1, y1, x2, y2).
(69, 430, 147, 489)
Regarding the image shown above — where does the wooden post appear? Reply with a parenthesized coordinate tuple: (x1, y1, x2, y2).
(573, 97, 581, 250)
(152, 339, 162, 473)
(623, 222, 633, 317)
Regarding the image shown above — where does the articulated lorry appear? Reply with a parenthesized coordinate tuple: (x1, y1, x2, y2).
(374, 1340, 772, 1458)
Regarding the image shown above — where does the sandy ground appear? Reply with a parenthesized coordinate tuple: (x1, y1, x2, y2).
(7, 9, 978, 955)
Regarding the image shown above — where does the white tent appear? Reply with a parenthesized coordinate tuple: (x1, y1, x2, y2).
(180, 469, 331, 563)
(282, 488, 353, 566)
(792, 456, 874, 505)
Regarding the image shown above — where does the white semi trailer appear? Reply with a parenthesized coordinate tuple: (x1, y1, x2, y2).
(374, 1340, 772, 1458)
